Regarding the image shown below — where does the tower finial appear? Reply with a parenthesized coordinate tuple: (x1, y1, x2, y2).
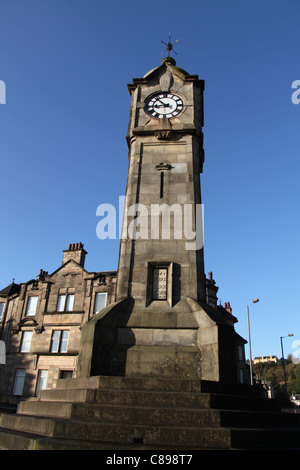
(161, 29, 178, 58)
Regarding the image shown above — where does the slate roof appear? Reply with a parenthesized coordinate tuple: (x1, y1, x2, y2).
(0, 282, 21, 298)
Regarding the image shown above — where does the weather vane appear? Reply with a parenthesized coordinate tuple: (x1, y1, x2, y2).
(161, 30, 178, 57)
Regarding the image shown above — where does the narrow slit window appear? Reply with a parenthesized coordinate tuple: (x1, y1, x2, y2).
(160, 172, 164, 198)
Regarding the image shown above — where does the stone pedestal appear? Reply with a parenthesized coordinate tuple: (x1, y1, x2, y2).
(77, 297, 238, 383)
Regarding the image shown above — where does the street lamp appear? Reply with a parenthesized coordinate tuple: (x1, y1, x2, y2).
(247, 298, 259, 386)
(280, 334, 294, 395)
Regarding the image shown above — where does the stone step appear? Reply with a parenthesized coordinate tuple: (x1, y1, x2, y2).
(55, 376, 264, 398)
(33, 384, 279, 413)
(0, 413, 56, 437)
(37, 387, 95, 403)
(1, 421, 300, 450)
(61, 404, 300, 429)
(36, 387, 212, 408)
(93, 389, 212, 408)
(18, 400, 221, 427)
(55, 375, 201, 393)
(18, 401, 73, 419)
(53, 419, 234, 449)
(0, 411, 231, 448)
(0, 429, 165, 450)
(18, 398, 300, 430)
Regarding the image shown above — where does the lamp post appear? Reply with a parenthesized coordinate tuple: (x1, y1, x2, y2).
(247, 298, 259, 386)
(280, 334, 294, 395)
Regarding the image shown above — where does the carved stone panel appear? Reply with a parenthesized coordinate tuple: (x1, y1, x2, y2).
(152, 268, 168, 300)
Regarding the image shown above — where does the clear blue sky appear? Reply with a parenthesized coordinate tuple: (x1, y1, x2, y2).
(0, 0, 299, 360)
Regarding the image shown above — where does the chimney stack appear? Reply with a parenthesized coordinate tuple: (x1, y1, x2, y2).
(62, 243, 87, 268)
(224, 302, 232, 314)
(37, 269, 48, 280)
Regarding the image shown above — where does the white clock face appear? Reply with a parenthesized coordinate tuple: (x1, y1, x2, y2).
(145, 92, 184, 119)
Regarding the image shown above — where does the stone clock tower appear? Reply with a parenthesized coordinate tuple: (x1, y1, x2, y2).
(78, 57, 239, 383)
(116, 56, 206, 305)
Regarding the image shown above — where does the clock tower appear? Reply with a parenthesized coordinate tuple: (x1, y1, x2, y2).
(116, 56, 206, 305)
(78, 57, 239, 383)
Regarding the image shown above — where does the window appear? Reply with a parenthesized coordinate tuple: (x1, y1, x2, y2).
(20, 331, 32, 353)
(50, 330, 69, 353)
(238, 345, 244, 361)
(57, 294, 74, 312)
(60, 370, 73, 379)
(13, 369, 26, 396)
(0, 303, 4, 321)
(0, 340, 5, 365)
(26, 296, 38, 316)
(94, 293, 107, 314)
(36, 370, 48, 395)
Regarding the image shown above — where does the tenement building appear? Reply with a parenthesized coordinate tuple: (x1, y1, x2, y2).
(0, 244, 117, 401)
(0, 56, 249, 405)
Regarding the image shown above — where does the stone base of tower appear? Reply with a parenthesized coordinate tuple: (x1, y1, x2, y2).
(77, 297, 238, 384)
(1, 375, 300, 450)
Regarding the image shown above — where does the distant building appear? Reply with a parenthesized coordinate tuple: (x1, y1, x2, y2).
(253, 355, 278, 365)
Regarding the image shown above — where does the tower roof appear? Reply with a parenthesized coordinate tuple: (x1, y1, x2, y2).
(128, 58, 202, 95)
(0, 281, 20, 298)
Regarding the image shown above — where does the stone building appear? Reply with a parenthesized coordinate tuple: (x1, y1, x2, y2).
(0, 56, 249, 405)
(0, 243, 116, 403)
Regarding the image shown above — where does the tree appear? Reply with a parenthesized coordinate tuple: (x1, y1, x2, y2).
(252, 359, 300, 397)
(295, 367, 300, 394)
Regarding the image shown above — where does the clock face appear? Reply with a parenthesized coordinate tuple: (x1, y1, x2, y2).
(145, 92, 184, 119)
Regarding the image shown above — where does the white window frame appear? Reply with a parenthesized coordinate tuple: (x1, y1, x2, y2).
(50, 330, 69, 353)
(26, 296, 38, 316)
(57, 294, 75, 312)
(94, 292, 107, 314)
(20, 331, 33, 353)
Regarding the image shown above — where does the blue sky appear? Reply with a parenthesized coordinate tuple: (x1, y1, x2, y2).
(0, 0, 299, 360)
